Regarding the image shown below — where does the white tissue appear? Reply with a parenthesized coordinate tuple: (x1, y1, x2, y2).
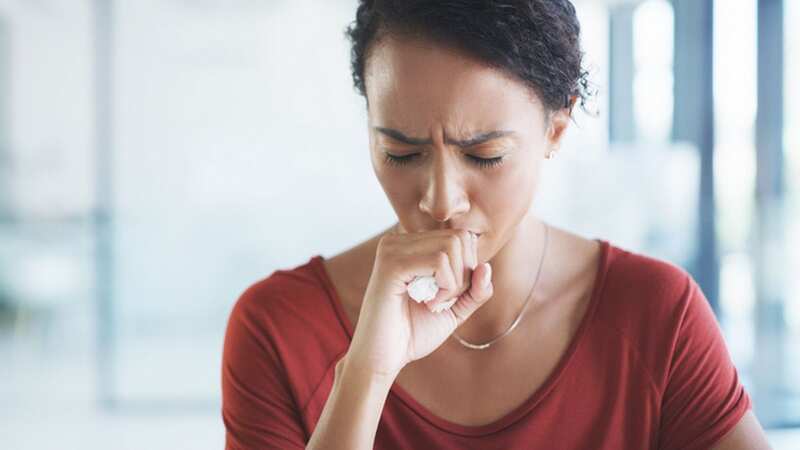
(407, 275, 439, 302)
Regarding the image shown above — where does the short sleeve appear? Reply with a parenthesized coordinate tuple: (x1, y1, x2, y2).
(221, 294, 307, 450)
(657, 275, 752, 450)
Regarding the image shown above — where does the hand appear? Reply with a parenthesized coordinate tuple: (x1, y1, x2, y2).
(344, 227, 494, 379)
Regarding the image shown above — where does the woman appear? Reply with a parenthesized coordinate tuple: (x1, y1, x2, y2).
(222, 1, 771, 448)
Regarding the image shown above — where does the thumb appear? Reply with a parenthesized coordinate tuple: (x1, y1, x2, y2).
(450, 262, 493, 326)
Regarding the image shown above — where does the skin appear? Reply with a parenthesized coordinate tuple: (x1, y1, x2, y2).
(364, 34, 572, 344)
(326, 34, 771, 447)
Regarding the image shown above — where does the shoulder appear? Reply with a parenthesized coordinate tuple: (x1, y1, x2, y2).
(234, 256, 324, 312)
(229, 257, 317, 325)
(592, 242, 705, 382)
(225, 255, 348, 357)
(571, 241, 752, 449)
(222, 255, 352, 417)
(599, 242, 694, 326)
(222, 256, 347, 444)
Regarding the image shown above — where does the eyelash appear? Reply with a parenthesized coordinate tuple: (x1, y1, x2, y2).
(383, 152, 505, 169)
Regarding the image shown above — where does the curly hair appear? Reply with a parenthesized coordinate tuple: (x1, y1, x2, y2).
(344, 0, 595, 116)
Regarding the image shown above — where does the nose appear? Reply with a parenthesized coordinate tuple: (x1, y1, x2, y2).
(418, 152, 470, 222)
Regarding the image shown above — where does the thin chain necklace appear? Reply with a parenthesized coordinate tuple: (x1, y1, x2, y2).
(451, 222, 549, 350)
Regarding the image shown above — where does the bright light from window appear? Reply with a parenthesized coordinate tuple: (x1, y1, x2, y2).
(713, 0, 757, 132)
(632, 0, 674, 142)
(784, 0, 800, 330)
(633, 0, 673, 68)
(712, 0, 757, 319)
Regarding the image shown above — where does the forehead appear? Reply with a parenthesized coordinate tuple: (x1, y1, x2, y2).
(364, 35, 544, 132)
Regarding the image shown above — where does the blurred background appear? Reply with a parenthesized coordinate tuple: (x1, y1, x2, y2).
(0, 0, 797, 448)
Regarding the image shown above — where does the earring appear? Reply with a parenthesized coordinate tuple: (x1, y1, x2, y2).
(546, 150, 558, 160)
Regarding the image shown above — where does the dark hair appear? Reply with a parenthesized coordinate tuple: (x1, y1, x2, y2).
(344, 0, 595, 117)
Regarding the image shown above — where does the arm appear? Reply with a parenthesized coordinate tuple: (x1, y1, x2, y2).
(710, 410, 772, 450)
(306, 354, 397, 450)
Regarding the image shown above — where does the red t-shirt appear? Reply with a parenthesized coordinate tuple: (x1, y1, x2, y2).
(221, 239, 752, 449)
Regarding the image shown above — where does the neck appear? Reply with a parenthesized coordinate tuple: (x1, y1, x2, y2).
(453, 214, 551, 345)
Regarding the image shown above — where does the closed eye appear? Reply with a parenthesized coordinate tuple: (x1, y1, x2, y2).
(383, 152, 505, 169)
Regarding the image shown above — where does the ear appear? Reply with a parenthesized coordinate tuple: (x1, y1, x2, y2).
(545, 109, 570, 150)
(545, 96, 577, 151)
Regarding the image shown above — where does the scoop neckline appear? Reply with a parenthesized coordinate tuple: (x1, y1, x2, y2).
(309, 238, 612, 437)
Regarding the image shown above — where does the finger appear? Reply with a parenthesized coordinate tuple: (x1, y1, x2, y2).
(393, 229, 462, 266)
(425, 233, 468, 311)
(392, 242, 454, 291)
(421, 232, 465, 300)
(456, 231, 475, 304)
(390, 224, 446, 240)
(448, 262, 493, 322)
(392, 226, 462, 240)
(425, 251, 461, 312)
(397, 229, 472, 290)
(428, 257, 485, 313)
(432, 250, 457, 298)
(467, 231, 477, 270)
(453, 230, 472, 272)
(449, 232, 467, 291)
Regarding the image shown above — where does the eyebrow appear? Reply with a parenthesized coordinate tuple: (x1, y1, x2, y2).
(373, 127, 516, 148)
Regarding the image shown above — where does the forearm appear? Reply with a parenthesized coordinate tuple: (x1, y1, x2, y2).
(306, 354, 397, 450)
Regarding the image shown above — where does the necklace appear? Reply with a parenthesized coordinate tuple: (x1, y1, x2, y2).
(451, 222, 549, 350)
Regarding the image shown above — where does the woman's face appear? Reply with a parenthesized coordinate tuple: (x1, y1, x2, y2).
(364, 35, 569, 260)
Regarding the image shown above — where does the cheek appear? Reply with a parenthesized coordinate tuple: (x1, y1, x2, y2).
(371, 150, 420, 201)
(483, 163, 537, 213)
(373, 165, 419, 210)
